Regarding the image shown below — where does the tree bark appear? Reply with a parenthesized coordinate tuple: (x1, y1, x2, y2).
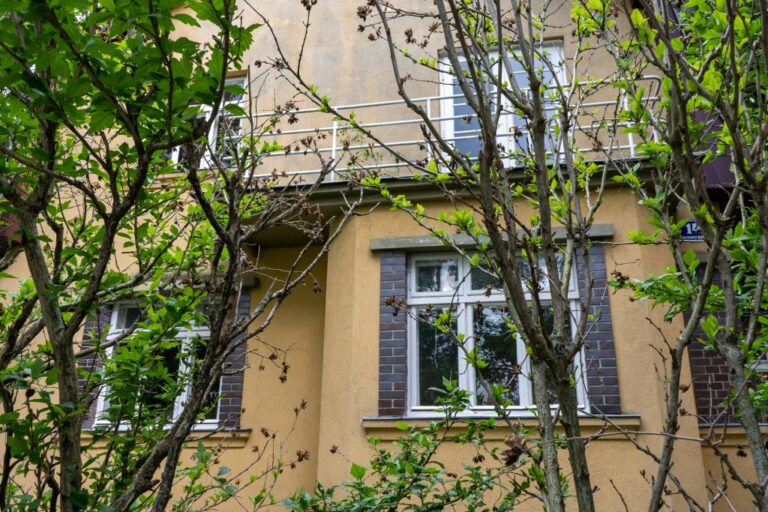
(555, 364, 595, 512)
(532, 361, 565, 512)
(20, 217, 83, 512)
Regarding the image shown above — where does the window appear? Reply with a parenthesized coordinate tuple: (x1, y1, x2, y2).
(94, 304, 221, 429)
(406, 254, 586, 414)
(439, 44, 564, 162)
(166, 76, 246, 168)
(209, 77, 246, 167)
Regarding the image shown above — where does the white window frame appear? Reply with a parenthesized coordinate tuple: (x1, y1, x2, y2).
(439, 43, 566, 166)
(93, 303, 221, 431)
(406, 253, 588, 417)
(167, 76, 247, 169)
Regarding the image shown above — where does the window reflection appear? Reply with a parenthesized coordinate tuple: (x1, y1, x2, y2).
(415, 259, 459, 293)
(417, 308, 458, 405)
(473, 306, 519, 405)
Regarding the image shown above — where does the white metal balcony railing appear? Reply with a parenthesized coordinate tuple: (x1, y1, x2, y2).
(189, 77, 662, 182)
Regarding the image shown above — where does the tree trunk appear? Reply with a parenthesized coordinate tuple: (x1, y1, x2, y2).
(21, 218, 83, 512)
(556, 364, 596, 512)
(532, 361, 566, 512)
(646, 347, 684, 512)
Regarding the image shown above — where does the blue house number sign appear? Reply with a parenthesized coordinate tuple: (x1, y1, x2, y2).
(680, 220, 703, 242)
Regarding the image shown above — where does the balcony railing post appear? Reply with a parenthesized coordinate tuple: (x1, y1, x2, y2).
(331, 120, 338, 181)
(426, 98, 433, 162)
(624, 94, 635, 158)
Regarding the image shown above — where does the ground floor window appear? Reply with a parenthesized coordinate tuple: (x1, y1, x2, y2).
(94, 304, 221, 428)
(406, 254, 587, 414)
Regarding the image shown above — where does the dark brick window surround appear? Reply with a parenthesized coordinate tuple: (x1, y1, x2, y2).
(688, 342, 730, 421)
(378, 252, 408, 416)
(685, 273, 733, 423)
(378, 247, 621, 416)
(80, 290, 250, 430)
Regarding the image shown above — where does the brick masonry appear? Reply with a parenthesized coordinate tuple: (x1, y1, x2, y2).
(378, 251, 408, 416)
(577, 245, 622, 415)
(684, 271, 732, 423)
(377, 246, 622, 416)
(688, 341, 730, 421)
(218, 290, 249, 429)
(79, 290, 250, 430)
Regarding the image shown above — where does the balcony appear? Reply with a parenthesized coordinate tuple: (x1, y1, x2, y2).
(201, 76, 664, 183)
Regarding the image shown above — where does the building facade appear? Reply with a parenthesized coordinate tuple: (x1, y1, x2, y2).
(0, 0, 757, 510)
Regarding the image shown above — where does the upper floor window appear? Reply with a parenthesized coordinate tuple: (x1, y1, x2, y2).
(439, 44, 564, 162)
(167, 76, 246, 169)
(407, 253, 585, 414)
(95, 304, 221, 429)
(209, 78, 246, 168)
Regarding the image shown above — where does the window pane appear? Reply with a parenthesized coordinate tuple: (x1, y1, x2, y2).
(519, 256, 547, 291)
(415, 258, 459, 293)
(470, 264, 502, 292)
(417, 309, 458, 405)
(510, 70, 530, 90)
(140, 343, 181, 415)
(510, 113, 530, 153)
(213, 78, 245, 166)
(544, 101, 558, 154)
(214, 115, 242, 165)
(453, 134, 481, 157)
(473, 306, 519, 405)
(449, 59, 495, 159)
(453, 102, 479, 130)
(119, 307, 141, 330)
(193, 339, 220, 420)
(468, 257, 535, 292)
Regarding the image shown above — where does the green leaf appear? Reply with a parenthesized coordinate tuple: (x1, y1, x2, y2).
(209, 48, 224, 80)
(71, 489, 89, 509)
(7, 435, 27, 457)
(350, 463, 366, 480)
(173, 13, 201, 27)
(45, 366, 59, 385)
(89, 110, 115, 132)
(682, 249, 698, 269)
(701, 315, 720, 341)
(0, 412, 19, 424)
(224, 103, 247, 117)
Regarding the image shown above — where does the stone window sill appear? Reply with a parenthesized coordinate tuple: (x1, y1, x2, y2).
(82, 428, 252, 449)
(362, 415, 641, 441)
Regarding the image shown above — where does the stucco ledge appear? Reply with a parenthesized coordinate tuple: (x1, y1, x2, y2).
(82, 428, 252, 449)
(370, 224, 614, 252)
(698, 425, 768, 448)
(185, 428, 252, 448)
(362, 415, 640, 441)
